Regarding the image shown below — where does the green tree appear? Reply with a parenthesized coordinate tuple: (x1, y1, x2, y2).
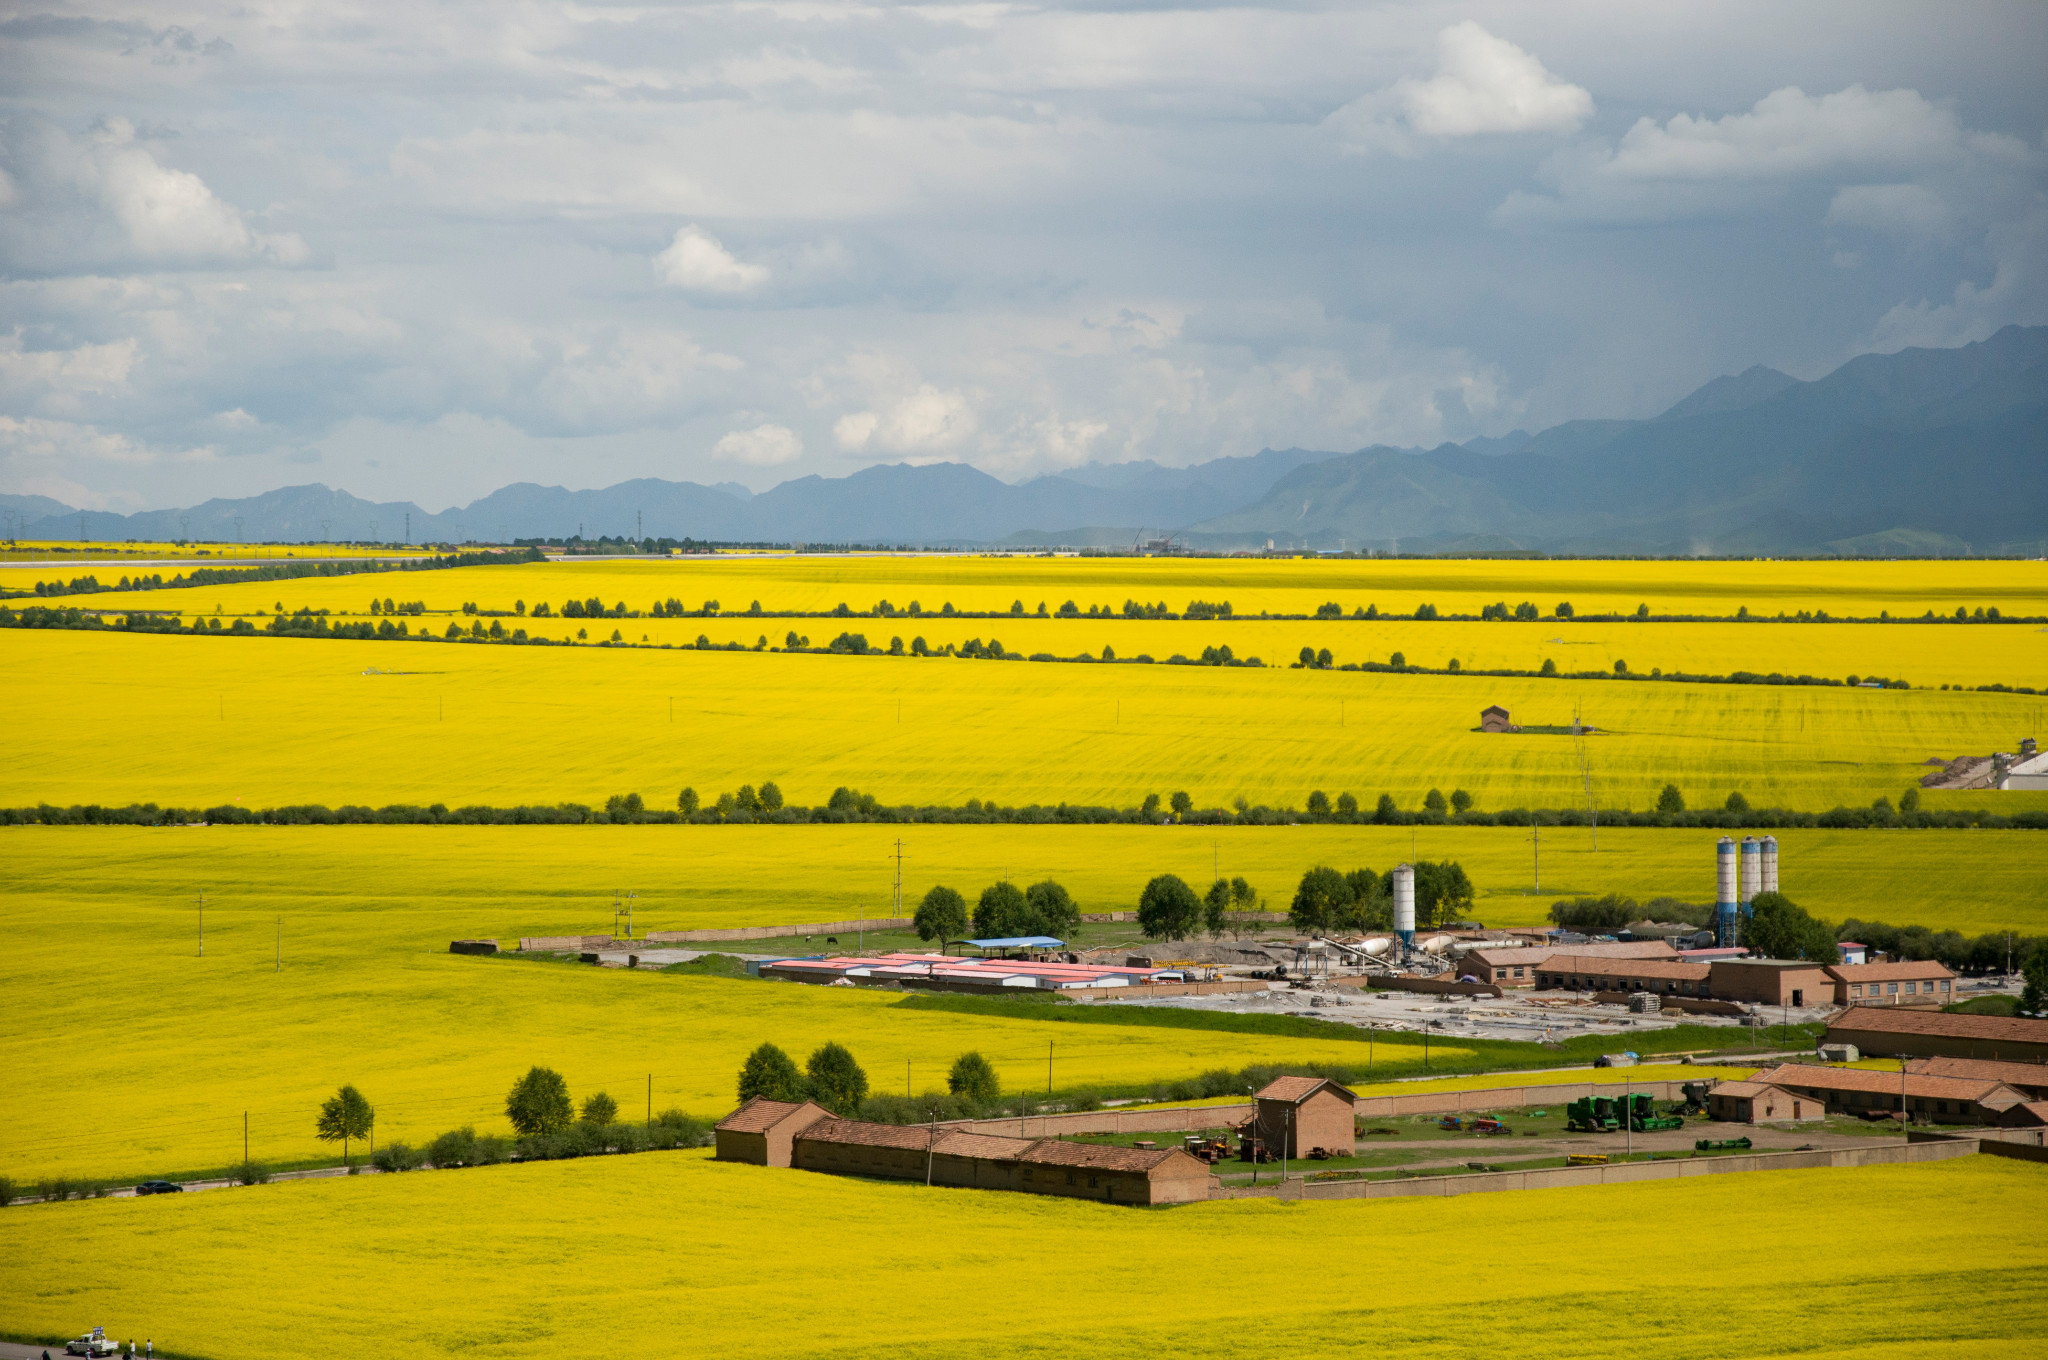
(1138, 874, 1202, 940)
(1336, 792, 1359, 817)
(1725, 790, 1751, 812)
(1306, 790, 1331, 818)
(1374, 793, 1398, 824)
(505, 1066, 573, 1137)
(1900, 787, 1922, 813)
(1746, 892, 1837, 963)
(581, 1092, 617, 1126)
(914, 885, 969, 947)
(1024, 879, 1081, 938)
(678, 786, 699, 814)
(974, 881, 1028, 937)
(1423, 788, 1448, 815)
(1141, 793, 1161, 819)
(759, 781, 784, 810)
(736, 1043, 806, 1104)
(1231, 876, 1257, 915)
(1450, 788, 1473, 814)
(735, 784, 763, 813)
(1656, 783, 1685, 815)
(1413, 861, 1475, 928)
(2022, 950, 2048, 1014)
(1290, 866, 1353, 933)
(1298, 645, 1315, 667)
(315, 1084, 374, 1166)
(1204, 878, 1230, 938)
(948, 1051, 1000, 1105)
(1170, 791, 1194, 818)
(806, 1042, 869, 1112)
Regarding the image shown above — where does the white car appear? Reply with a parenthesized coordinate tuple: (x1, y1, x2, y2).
(66, 1331, 119, 1357)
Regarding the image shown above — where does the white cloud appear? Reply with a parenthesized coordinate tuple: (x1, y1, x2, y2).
(711, 422, 802, 466)
(1869, 206, 2048, 351)
(57, 119, 308, 266)
(1326, 22, 1591, 155)
(833, 384, 978, 456)
(1500, 85, 2033, 225)
(654, 225, 770, 294)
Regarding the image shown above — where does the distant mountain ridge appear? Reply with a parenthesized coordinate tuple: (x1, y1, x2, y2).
(11, 326, 2045, 554)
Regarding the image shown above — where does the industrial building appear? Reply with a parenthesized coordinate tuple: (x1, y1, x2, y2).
(1534, 955, 1710, 997)
(1699, 959, 1834, 1007)
(1726, 1063, 2029, 1125)
(1247, 1076, 1356, 1158)
(713, 1104, 1214, 1204)
(1468, 940, 1678, 987)
(1825, 1007, 2048, 1063)
(1824, 960, 1956, 1006)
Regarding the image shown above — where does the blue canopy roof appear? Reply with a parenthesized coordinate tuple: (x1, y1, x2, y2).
(962, 936, 1065, 949)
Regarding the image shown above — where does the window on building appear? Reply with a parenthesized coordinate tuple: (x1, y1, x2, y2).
(1940, 980, 1950, 992)
(1888, 982, 1899, 994)
(1851, 984, 1863, 996)
(1514, 967, 1525, 978)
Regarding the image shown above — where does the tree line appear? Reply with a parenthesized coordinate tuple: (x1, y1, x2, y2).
(10, 788, 2045, 832)
(1286, 861, 1474, 933)
(4, 546, 542, 601)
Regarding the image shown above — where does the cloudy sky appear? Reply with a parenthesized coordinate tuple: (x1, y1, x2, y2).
(2, 1, 2044, 513)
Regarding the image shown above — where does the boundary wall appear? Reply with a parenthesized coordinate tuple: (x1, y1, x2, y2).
(1217, 1136, 1992, 1201)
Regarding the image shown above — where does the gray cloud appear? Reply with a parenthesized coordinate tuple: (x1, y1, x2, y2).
(1, 1, 2044, 511)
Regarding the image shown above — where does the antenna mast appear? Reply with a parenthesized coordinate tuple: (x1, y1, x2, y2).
(1574, 701, 1598, 851)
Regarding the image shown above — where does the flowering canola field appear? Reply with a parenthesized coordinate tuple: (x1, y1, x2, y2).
(1, 1152, 2040, 1360)
(54, 551, 2048, 618)
(7, 629, 2040, 812)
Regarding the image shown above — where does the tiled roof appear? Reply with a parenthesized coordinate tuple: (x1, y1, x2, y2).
(796, 1118, 935, 1151)
(1827, 961, 1956, 981)
(1827, 1006, 2048, 1044)
(1910, 1057, 2048, 1090)
(1467, 941, 1676, 968)
(1750, 1063, 2015, 1102)
(715, 1097, 821, 1133)
(1540, 955, 1710, 982)
(1706, 1081, 1785, 1099)
(1018, 1139, 1185, 1172)
(1255, 1075, 1356, 1104)
(933, 1131, 1034, 1160)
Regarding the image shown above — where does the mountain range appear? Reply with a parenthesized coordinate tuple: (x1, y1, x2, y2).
(7, 325, 2044, 555)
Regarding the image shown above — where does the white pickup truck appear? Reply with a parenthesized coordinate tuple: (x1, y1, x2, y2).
(66, 1329, 120, 1357)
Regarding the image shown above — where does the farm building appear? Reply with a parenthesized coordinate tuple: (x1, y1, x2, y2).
(1741, 1063, 2027, 1124)
(713, 1097, 834, 1167)
(1535, 955, 1711, 997)
(1705, 1081, 1823, 1124)
(1824, 960, 1955, 1006)
(1248, 1076, 1356, 1158)
(1479, 705, 1518, 733)
(1825, 1007, 2048, 1063)
(1704, 959, 1836, 1007)
(1907, 1056, 2048, 1098)
(1999, 1102, 2048, 1129)
(719, 1110, 1214, 1205)
(756, 952, 1178, 993)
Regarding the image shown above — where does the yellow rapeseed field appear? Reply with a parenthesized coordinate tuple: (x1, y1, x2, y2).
(96, 610, 2048, 691)
(6, 629, 2042, 811)
(0, 1152, 2040, 1359)
(56, 551, 2048, 618)
(0, 852, 1479, 1181)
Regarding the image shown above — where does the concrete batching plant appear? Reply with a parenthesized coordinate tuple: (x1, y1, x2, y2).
(1714, 834, 1780, 946)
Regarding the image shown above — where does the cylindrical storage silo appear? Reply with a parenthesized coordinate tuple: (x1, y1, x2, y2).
(1761, 836, 1779, 894)
(1715, 837, 1739, 947)
(1392, 864, 1416, 949)
(1739, 836, 1761, 903)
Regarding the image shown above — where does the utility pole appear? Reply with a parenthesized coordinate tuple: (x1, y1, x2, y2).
(892, 839, 905, 923)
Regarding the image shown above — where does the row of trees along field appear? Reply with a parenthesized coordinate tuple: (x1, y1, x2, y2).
(908, 874, 1264, 945)
(1287, 861, 1473, 933)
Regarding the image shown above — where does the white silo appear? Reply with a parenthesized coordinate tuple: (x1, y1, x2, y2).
(1715, 837, 1738, 947)
(1739, 836, 1761, 903)
(1761, 836, 1779, 894)
(1392, 864, 1416, 950)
